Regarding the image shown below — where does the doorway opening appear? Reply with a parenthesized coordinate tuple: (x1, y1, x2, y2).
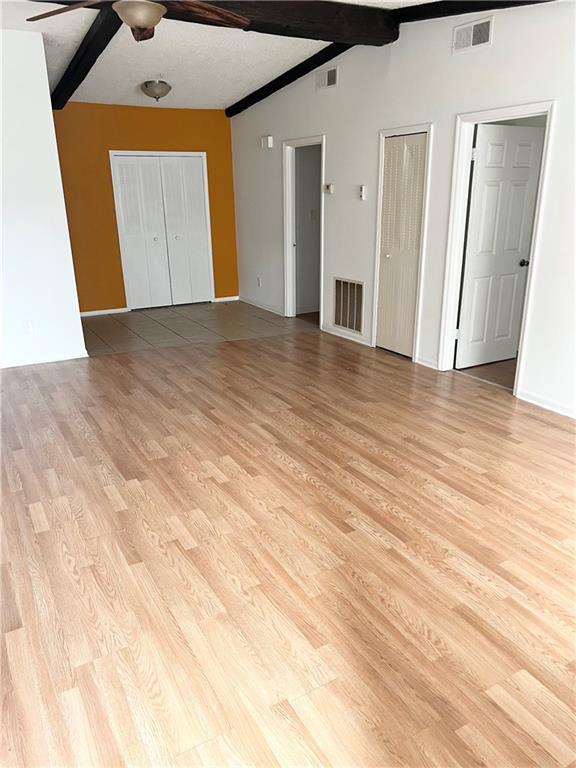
(295, 144, 322, 326)
(454, 114, 547, 391)
(283, 136, 325, 325)
(372, 124, 432, 359)
(439, 101, 553, 400)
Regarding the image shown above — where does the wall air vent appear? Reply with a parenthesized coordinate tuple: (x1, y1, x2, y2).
(452, 17, 493, 53)
(334, 279, 363, 333)
(316, 67, 338, 89)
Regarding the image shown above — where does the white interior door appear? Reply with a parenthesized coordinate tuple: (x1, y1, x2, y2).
(456, 124, 544, 369)
(376, 133, 427, 356)
(160, 156, 213, 305)
(111, 156, 172, 309)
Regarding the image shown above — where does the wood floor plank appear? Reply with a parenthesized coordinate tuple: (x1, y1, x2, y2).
(1, 331, 575, 767)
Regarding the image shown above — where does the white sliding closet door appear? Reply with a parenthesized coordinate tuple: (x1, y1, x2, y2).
(111, 156, 172, 309)
(160, 156, 213, 305)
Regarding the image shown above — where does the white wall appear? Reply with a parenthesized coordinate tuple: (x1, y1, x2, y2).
(1, 30, 86, 369)
(232, 0, 576, 417)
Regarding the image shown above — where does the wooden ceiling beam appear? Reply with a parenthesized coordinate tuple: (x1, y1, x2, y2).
(35, 0, 400, 46)
(163, 1, 400, 46)
(226, 0, 555, 116)
(225, 42, 351, 117)
(51, 6, 121, 109)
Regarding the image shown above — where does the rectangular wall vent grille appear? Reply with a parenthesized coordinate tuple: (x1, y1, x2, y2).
(453, 18, 492, 53)
(334, 279, 363, 333)
(316, 67, 338, 89)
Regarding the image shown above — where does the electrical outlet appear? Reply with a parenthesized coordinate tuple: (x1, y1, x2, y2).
(257, 277, 262, 288)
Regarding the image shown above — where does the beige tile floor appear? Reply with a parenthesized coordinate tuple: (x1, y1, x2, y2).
(82, 301, 319, 356)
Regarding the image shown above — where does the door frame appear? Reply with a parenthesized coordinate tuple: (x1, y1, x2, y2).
(438, 100, 555, 398)
(108, 150, 216, 310)
(283, 135, 325, 320)
(370, 123, 433, 360)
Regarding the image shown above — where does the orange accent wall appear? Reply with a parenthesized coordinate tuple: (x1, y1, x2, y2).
(53, 102, 238, 312)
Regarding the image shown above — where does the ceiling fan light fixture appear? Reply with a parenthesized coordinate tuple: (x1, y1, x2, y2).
(112, 0, 166, 30)
(141, 79, 172, 101)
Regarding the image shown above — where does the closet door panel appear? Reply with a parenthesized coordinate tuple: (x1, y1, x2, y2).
(160, 156, 212, 305)
(139, 159, 172, 308)
(376, 133, 427, 357)
(112, 156, 172, 309)
(113, 159, 149, 308)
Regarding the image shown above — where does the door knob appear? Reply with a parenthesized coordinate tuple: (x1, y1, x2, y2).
(153, 236, 158, 241)
(384, 253, 391, 259)
(519, 259, 530, 267)
(175, 235, 180, 241)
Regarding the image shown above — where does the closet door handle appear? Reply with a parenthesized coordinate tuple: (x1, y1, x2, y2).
(175, 235, 180, 241)
(153, 236, 159, 242)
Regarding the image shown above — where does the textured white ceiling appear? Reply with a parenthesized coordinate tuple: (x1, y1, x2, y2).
(76, 21, 330, 108)
(1, 0, 435, 108)
(1, 1, 98, 89)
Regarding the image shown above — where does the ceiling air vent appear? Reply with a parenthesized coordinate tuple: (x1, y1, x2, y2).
(316, 67, 338, 89)
(452, 17, 493, 53)
(334, 279, 363, 333)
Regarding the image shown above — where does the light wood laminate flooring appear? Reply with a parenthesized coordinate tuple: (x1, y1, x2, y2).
(1, 331, 575, 767)
(458, 358, 518, 391)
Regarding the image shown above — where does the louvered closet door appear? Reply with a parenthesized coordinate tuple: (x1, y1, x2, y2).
(160, 156, 212, 305)
(376, 133, 426, 357)
(112, 156, 172, 309)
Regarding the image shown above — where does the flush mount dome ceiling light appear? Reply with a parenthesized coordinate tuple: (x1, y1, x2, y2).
(141, 79, 172, 101)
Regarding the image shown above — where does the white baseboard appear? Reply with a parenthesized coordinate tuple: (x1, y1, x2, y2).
(212, 296, 239, 303)
(414, 355, 439, 370)
(515, 389, 575, 419)
(81, 308, 129, 317)
(1, 347, 88, 369)
(239, 296, 285, 316)
(321, 324, 373, 347)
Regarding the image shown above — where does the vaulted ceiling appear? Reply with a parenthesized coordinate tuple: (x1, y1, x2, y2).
(2, 1, 329, 107)
(1, 0, 551, 113)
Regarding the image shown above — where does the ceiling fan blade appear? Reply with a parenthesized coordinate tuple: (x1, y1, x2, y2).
(131, 26, 155, 41)
(166, 1, 250, 29)
(27, 1, 103, 22)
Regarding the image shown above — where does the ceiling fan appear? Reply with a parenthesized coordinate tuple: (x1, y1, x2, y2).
(26, 0, 251, 41)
